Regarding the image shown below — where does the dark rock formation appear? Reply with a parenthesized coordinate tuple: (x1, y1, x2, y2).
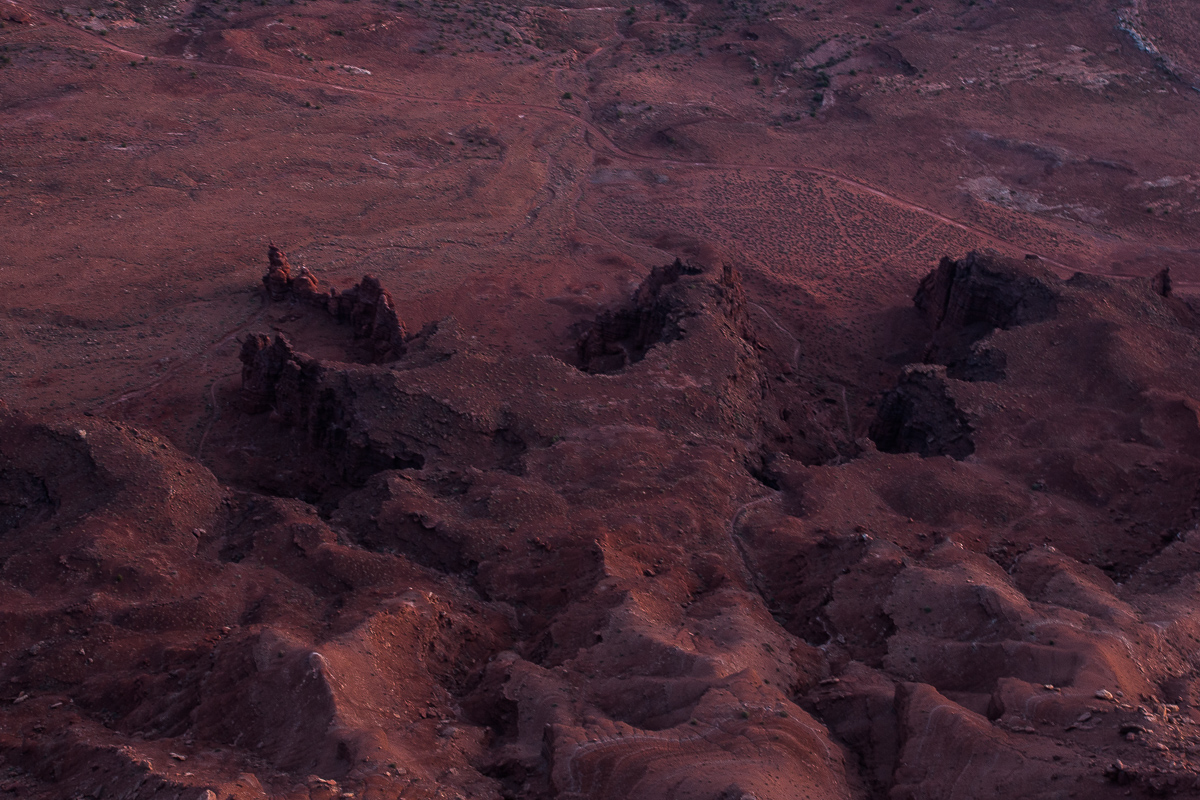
(1144, 266, 1200, 330)
(238, 332, 292, 413)
(576, 258, 700, 373)
(263, 243, 294, 300)
(872, 250, 1200, 467)
(914, 251, 1058, 331)
(574, 259, 751, 374)
(869, 364, 975, 459)
(1151, 266, 1172, 298)
(234, 258, 773, 514)
(259, 245, 407, 362)
(869, 250, 1060, 465)
(238, 333, 424, 485)
(327, 275, 407, 361)
(914, 250, 1058, 377)
(0, 468, 53, 534)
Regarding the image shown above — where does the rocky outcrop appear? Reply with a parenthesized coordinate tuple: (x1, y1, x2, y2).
(238, 333, 424, 484)
(16, 244, 1200, 800)
(262, 243, 294, 300)
(0, 467, 53, 534)
(575, 259, 749, 373)
(869, 364, 974, 459)
(868, 253, 1066, 457)
(914, 251, 1059, 333)
(327, 275, 407, 361)
(260, 244, 407, 362)
(0, 1, 32, 24)
(1151, 266, 1172, 298)
(576, 258, 694, 373)
(238, 332, 294, 414)
(914, 250, 1058, 377)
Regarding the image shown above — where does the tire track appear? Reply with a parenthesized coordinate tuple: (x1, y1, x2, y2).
(12, 0, 1102, 278)
(92, 307, 264, 412)
(11, 0, 1189, 428)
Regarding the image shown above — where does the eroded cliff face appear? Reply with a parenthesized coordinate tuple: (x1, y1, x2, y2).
(5, 250, 1200, 799)
(260, 244, 408, 364)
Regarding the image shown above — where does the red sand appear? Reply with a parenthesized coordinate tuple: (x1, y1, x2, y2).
(5, 1, 1200, 797)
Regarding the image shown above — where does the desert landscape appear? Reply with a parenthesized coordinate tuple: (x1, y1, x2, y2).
(5, 0, 1200, 797)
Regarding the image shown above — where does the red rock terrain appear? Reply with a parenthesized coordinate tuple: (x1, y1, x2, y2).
(7, 0, 1200, 798)
(6, 248, 1200, 800)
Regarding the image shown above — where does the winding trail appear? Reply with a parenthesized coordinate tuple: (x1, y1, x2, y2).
(727, 493, 783, 615)
(96, 307, 265, 412)
(14, 0, 1191, 444)
(196, 371, 238, 461)
(13, 0, 1089, 275)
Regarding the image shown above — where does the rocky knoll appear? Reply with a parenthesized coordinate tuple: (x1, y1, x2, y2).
(0, 0, 30, 23)
(261, 244, 407, 363)
(575, 258, 703, 373)
(5, 250, 1200, 799)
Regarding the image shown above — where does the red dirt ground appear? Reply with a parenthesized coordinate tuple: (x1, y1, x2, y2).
(5, 0, 1200, 798)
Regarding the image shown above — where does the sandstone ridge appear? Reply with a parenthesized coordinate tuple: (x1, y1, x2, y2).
(5, 251, 1200, 799)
